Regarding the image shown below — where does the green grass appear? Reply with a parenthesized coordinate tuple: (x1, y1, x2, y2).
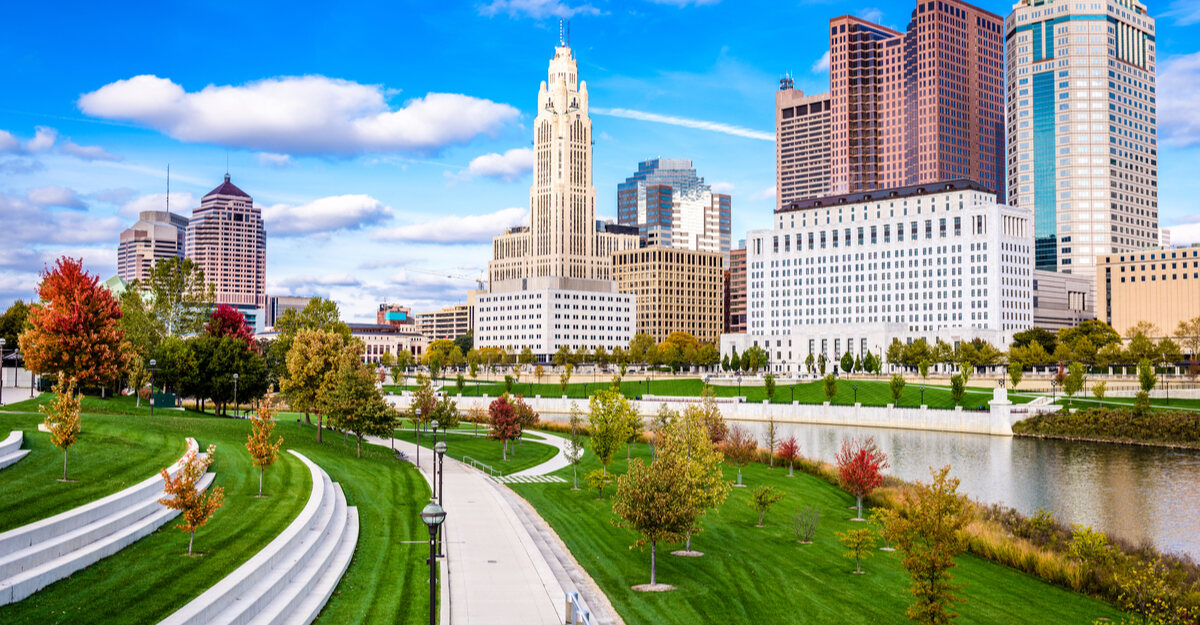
(0, 397, 431, 625)
(1051, 395, 1200, 411)
(389, 377, 1029, 410)
(509, 440, 1126, 625)
(391, 427, 558, 475)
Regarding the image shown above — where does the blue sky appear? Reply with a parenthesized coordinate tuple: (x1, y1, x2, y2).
(2, 0, 1199, 321)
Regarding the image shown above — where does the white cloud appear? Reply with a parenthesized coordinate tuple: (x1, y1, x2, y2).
(859, 7, 884, 23)
(811, 50, 830, 74)
(465, 147, 534, 181)
(0, 126, 121, 163)
(1160, 52, 1200, 148)
(79, 75, 520, 156)
(372, 207, 528, 244)
(0, 190, 124, 251)
(592, 107, 774, 141)
(648, 0, 720, 5)
(1163, 0, 1200, 25)
(750, 185, 776, 201)
(1168, 221, 1200, 246)
(478, 0, 600, 18)
(262, 194, 394, 236)
(256, 152, 292, 167)
(271, 273, 362, 292)
(0, 130, 17, 153)
(27, 186, 87, 210)
(60, 141, 122, 161)
(711, 181, 735, 194)
(25, 127, 57, 153)
(118, 191, 197, 217)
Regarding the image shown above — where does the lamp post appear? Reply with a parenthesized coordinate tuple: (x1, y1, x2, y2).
(434, 440, 447, 558)
(415, 408, 422, 468)
(1164, 379, 1169, 405)
(430, 419, 440, 498)
(149, 359, 157, 418)
(852, 383, 858, 405)
(919, 385, 925, 406)
(0, 338, 6, 407)
(419, 502, 447, 625)
(233, 373, 239, 418)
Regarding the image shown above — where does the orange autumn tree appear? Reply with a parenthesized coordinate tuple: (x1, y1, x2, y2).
(41, 376, 82, 481)
(159, 444, 225, 556)
(20, 257, 128, 392)
(246, 397, 284, 496)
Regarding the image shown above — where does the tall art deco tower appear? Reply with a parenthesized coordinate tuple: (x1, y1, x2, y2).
(490, 31, 637, 285)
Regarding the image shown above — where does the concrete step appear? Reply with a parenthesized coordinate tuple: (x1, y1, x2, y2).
(0, 472, 215, 606)
(273, 507, 359, 625)
(0, 449, 29, 471)
(0, 431, 23, 457)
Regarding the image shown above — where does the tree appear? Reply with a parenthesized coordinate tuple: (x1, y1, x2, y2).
(886, 339, 904, 370)
(511, 394, 539, 451)
(764, 373, 776, 402)
(454, 331, 473, 356)
(1126, 321, 1161, 363)
(958, 361, 972, 387)
(880, 466, 970, 625)
(1136, 358, 1157, 416)
(838, 529, 878, 574)
(565, 403, 586, 489)
(1157, 337, 1183, 368)
(750, 485, 785, 527)
(1013, 326, 1058, 355)
(118, 290, 159, 360)
(835, 436, 889, 521)
(721, 354, 730, 372)
(432, 395, 461, 430)
(623, 403, 643, 461)
(817, 353, 826, 374)
(21, 257, 128, 391)
(504, 374, 515, 394)
(778, 436, 799, 477)
(823, 374, 837, 402)
(280, 329, 345, 437)
(698, 388, 728, 443)
(853, 354, 863, 373)
(743, 345, 769, 373)
(586, 468, 616, 499)
(764, 417, 778, 468)
(949, 374, 965, 406)
(559, 363, 573, 395)
(321, 353, 397, 457)
(1059, 320, 1121, 353)
(144, 257, 214, 338)
(629, 333, 655, 364)
(611, 442, 693, 590)
(410, 374, 438, 427)
(190, 334, 268, 416)
(246, 397, 284, 495)
(0, 300, 30, 349)
(723, 424, 757, 486)
(488, 395, 521, 460)
(533, 364, 545, 387)
(804, 352, 815, 373)
(159, 443, 225, 556)
(918, 359, 930, 381)
(205, 304, 254, 348)
(794, 506, 819, 544)
(1007, 362, 1023, 389)
(1174, 316, 1200, 362)
(889, 374, 906, 404)
(588, 388, 635, 474)
(730, 350, 742, 372)
(41, 376, 81, 481)
(127, 354, 152, 407)
(1092, 381, 1107, 401)
(273, 297, 350, 340)
(671, 403, 731, 554)
(455, 372, 465, 395)
(1062, 361, 1086, 406)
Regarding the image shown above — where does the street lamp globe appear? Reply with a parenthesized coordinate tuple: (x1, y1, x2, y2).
(420, 502, 447, 529)
(434, 441, 447, 456)
(431, 420, 439, 431)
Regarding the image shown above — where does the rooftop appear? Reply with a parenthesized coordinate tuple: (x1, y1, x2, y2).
(203, 174, 252, 199)
(776, 179, 990, 214)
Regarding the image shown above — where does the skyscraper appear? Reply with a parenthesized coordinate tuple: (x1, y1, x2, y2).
(186, 174, 267, 327)
(827, 1, 1005, 200)
(776, 79, 832, 206)
(117, 210, 188, 284)
(1005, 0, 1158, 273)
(616, 158, 731, 257)
(489, 38, 638, 285)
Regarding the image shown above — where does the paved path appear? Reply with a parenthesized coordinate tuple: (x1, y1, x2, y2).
(509, 430, 572, 477)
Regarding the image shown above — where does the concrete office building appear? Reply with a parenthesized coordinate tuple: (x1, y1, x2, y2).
(473, 277, 634, 359)
(612, 246, 725, 344)
(117, 210, 189, 284)
(186, 174, 267, 330)
(828, 2, 1005, 200)
(1031, 269, 1095, 330)
(616, 158, 732, 257)
(348, 323, 428, 365)
(776, 80, 832, 206)
(726, 246, 747, 334)
(1005, 0, 1158, 273)
(1097, 246, 1200, 336)
(266, 295, 314, 329)
(416, 304, 472, 341)
(722, 181, 1033, 374)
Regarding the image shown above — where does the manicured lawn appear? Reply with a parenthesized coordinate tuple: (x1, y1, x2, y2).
(0, 397, 431, 625)
(510, 440, 1126, 625)
(390, 377, 1030, 410)
(1051, 395, 1200, 411)
(391, 427, 558, 475)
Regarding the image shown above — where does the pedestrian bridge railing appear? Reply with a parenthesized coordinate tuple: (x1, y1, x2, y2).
(565, 591, 593, 625)
(461, 456, 499, 477)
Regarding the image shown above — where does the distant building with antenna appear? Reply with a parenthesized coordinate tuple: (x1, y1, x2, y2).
(116, 210, 189, 284)
(185, 173, 268, 330)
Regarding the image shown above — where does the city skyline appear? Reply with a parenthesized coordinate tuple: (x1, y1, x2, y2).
(2, 0, 1200, 320)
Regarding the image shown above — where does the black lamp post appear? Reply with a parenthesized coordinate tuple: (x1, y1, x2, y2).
(415, 408, 422, 468)
(1165, 379, 1169, 405)
(12, 349, 18, 389)
(233, 373, 239, 418)
(434, 440, 447, 558)
(0, 337, 6, 407)
(919, 385, 925, 406)
(852, 383, 859, 404)
(419, 502, 446, 625)
(149, 359, 157, 418)
(431, 419, 440, 495)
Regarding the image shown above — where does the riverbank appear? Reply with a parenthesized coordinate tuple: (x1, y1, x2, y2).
(1013, 407, 1200, 449)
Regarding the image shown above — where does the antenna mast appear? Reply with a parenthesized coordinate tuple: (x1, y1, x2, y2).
(166, 164, 170, 213)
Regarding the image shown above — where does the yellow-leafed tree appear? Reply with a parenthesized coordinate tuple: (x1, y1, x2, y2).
(246, 397, 284, 496)
(41, 376, 82, 482)
(159, 444, 225, 556)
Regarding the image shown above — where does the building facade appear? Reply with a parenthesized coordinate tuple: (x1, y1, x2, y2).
(616, 158, 732, 257)
(186, 174, 267, 329)
(117, 210, 189, 284)
(612, 246, 725, 344)
(416, 304, 472, 341)
(828, 2, 1005, 200)
(377, 304, 415, 328)
(348, 323, 428, 365)
(266, 295, 313, 329)
(776, 80, 832, 207)
(1097, 246, 1200, 336)
(723, 181, 1033, 373)
(1005, 0, 1158, 274)
(489, 40, 638, 285)
(726, 246, 747, 334)
(473, 277, 634, 359)
(1031, 269, 1095, 330)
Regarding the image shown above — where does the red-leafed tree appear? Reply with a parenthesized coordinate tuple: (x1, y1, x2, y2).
(20, 257, 128, 390)
(777, 436, 799, 477)
(835, 436, 890, 521)
(205, 304, 254, 348)
(488, 394, 522, 461)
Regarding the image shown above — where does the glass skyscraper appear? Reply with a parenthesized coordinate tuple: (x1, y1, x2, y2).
(616, 158, 732, 259)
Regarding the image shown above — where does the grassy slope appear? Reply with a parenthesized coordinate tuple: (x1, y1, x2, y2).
(0, 398, 430, 625)
(391, 428, 557, 475)
(511, 441, 1126, 625)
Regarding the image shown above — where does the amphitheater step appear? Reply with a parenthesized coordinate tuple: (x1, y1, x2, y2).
(0, 431, 25, 457)
(494, 474, 567, 484)
(0, 449, 29, 471)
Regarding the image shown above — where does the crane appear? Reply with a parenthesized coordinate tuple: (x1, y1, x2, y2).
(405, 267, 487, 291)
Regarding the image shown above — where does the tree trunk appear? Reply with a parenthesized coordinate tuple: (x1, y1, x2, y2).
(259, 466, 264, 496)
(737, 466, 742, 486)
(856, 495, 863, 520)
(188, 530, 195, 555)
(788, 463, 794, 477)
(502, 440, 507, 461)
(855, 555, 862, 574)
(686, 531, 692, 552)
(305, 410, 311, 425)
(62, 449, 68, 481)
(757, 510, 764, 527)
(650, 541, 657, 585)
(356, 434, 362, 458)
(627, 443, 631, 460)
(317, 414, 323, 443)
(572, 464, 578, 490)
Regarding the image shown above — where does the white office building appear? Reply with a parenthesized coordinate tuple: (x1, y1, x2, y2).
(721, 181, 1034, 374)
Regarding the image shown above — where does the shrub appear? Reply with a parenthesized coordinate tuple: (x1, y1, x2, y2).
(889, 374, 906, 403)
(794, 506, 819, 543)
(586, 469, 614, 499)
(749, 485, 785, 527)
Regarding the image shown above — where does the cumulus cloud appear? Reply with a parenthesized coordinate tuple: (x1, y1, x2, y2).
(0, 130, 17, 153)
(0, 158, 44, 175)
(25, 127, 57, 153)
(60, 141, 122, 161)
(1160, 51, 1200, 148)
(478, 0, 601, 18)
(811, 50, 831, 74)
(271, 273, 363, 292)
(118, 191, 197, 217)
(1168, 221, 1200, 246)
(79, 75, 520, 156)
(859, 7, 884, 23)
(0, 126, 121, 163)
(647, 0, 719, 4)
(261, 194, 394, 237)
(464, 147, 533, 181)
(592, 107, 774, 141)
(372, 207, 528, 244)
(27, 186, 87, 210)
(1162, 0, 1200, 25)
(711, 181, 735, 194)
(0, 190, 125, 250)
(750, 185, 776, 201)
(256, 152, 292, 167)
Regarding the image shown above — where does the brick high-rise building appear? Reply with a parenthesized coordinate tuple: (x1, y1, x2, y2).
(616, 158, 731, 258)
(1005, 0, 1158, 274)
(117, 210, 188, 284)
(186, 174, 267, 328)
(612, 246, 725, 344)
(726, 246, 746, 334)
(776, 79, 832, 207)
(828, 1, 1005, 200)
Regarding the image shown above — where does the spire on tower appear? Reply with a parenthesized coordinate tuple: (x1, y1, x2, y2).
(559, 18, 570, 47)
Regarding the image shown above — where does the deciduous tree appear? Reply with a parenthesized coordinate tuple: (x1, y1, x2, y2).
(321, 352, 396, 458)
(488, 394, 521, 460)
(1136, 358, 1157, 415)
(835, 436, 889, 521)
(823, 374, 838, 402)
(41, 376, 81, 481)
(778, 436, 799, 477)
(0, 300, 30, 348)
(565, 403, 586, 489)
(764, 417, 778, 468)
(1063, 361, 1086, 405)
(723, 424, 757, 486)
(205, 304, 254, 348)
(841, 352, 854, 374)
(949, 374, 965, 406)
(246, 397, 283, 495)
(280, 329, 346, 438)
(890, 374, 906, 404)
(838, 528, 877, 574)
(612, 437, 693, 590)
(672, 404, 731, 554)
(764, 373, 776, 402)
(144, 257, 214, 339)
(1007, 362, 1023, 389)
(588, 388, 634, 474)
(159, 443, 224, 556)
(749, 485, 784, 527)
(560, 363, 573, 395)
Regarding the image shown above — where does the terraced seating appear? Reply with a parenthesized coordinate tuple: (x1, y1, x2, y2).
(0, 431, 29, 470)
(158, 450, 359, 625)
(0, 437, 214, 606)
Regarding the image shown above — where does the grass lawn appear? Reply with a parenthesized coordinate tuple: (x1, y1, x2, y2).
(509, 440, 1126, 625)
(391, 427, 558, 475)
(1051, 395, 1200, 411)
(0, 396, 431, 625)
(390, 378, 1029, 410)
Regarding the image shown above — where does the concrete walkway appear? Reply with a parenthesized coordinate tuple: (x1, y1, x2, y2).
(509, 430, 572, 477)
